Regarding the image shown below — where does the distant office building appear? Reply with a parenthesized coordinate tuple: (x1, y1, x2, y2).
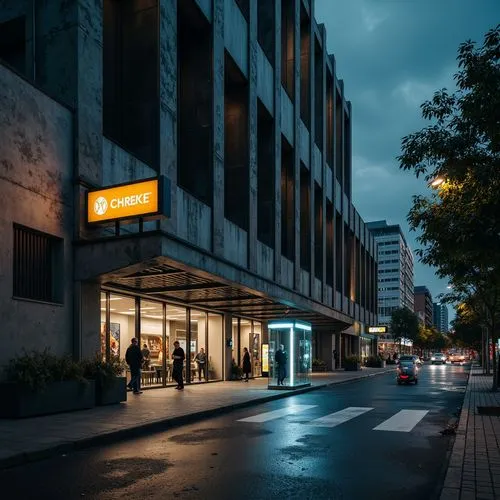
(414, 286, 433, 328)
(367, 221, 414, 350)
(433, 302, 449, 333)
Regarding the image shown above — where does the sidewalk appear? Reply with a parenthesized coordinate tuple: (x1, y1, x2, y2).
(440, 365, 500, 500)
(0, 367, 393, 470)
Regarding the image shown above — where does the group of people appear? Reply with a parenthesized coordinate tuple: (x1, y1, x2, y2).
(126, 338, 207, 393)
(126, 338, 290, 392)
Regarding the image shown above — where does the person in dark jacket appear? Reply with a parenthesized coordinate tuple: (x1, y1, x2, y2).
(242, 347, 252, 382)
(172, 340, 185, 390)
(275, 344, 287, 386)
(125, 338, 143, 394)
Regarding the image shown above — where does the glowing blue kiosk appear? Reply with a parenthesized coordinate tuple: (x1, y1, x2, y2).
(268, 319, 312, 389)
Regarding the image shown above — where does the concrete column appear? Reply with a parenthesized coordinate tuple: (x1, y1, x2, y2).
(248, 0, 258, 272)
(273, 0, 282, 283)
(320, 27, 328, 303)
(212, 0, 225, 256)
(35, 0, 103, 186)
(224, 313, 233, 381)
(159, 0, 178, 235)
(308, 0, 315, 298)
(73, 281, 100, 360)
(293, 0, 301, 291)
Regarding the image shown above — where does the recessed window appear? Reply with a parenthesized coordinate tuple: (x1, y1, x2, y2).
(13, 224, 63, 303)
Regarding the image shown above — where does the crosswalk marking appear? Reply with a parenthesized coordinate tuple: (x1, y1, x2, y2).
(373, 410, 429, 432)
(237, 405, 317, 423)
(307, 407, 374, 428)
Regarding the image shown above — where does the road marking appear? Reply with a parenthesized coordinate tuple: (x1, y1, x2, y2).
(237, 405, 317, 423)
(373, 410, 429, 432)
(307, 407, 374, 428)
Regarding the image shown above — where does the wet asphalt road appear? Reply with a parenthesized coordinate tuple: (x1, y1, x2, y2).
(1, 363, 469, 500)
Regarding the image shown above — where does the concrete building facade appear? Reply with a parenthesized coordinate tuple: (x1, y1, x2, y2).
(366, 220, 414, 351)
(414, 286, 433, 328)
(0, 0, 378, 382)
(433, 302, 449, 333)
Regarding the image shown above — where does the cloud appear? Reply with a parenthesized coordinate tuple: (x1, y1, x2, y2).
(314, 0, 500, 318)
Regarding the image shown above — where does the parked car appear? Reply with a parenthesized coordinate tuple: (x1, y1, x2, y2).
(397, 358, 419, 385)
(430, 353, 447, 365)
(449, 352, 467, 364)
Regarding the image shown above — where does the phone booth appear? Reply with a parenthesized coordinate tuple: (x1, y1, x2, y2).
(268, 319, 312, 389)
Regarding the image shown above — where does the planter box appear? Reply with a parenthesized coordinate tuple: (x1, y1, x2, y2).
(95, 376, 127, 406)
(344, 363, 361, 371)
(312, 366, 327, 372)
(0, 380, 95, 418)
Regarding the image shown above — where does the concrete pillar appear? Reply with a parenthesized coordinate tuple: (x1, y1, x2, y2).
(273, 0, 282, 283)
(212, 0, 225, 256)
(159, 0, 178, 235)
(224, 313, 233, 381)
(35, 0, 103, 187)
(248, 0, 258, 272)
(73, 281, 100, 360)
(293, 0, 301, 291)
(308, 0, 315, 298)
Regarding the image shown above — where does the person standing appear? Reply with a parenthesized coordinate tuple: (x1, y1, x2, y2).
(242, 347, 252, 382)
(125, 338, 143, 394)
(194, 347, 207, 381)
(172, 340, 185, 390)
(141, 343, 151, 369)
(275, 344, 287, 386)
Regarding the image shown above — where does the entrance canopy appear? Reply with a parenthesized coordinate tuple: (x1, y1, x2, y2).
(100, 260, 351, 330)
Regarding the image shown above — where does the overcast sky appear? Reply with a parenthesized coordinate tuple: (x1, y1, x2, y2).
(315, 0, 500, 323)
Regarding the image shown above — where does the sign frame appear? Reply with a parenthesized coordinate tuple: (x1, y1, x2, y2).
(367, 326, 388, 334)
(86, 176, 171, 225)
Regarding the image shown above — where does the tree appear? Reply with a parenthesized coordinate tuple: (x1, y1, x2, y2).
(451, 303, 482, 352)
(398, 25, 500, 390)
(390, 308, 420, 352)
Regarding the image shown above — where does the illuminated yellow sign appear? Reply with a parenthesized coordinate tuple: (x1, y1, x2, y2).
(262, 344, 269, 373)
(368, 326, 388, 334)
(87, 177, 170, 224)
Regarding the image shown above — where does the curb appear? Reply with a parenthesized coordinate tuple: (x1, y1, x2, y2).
(0, 368, 393, 470)
(439, 365, 473, 500)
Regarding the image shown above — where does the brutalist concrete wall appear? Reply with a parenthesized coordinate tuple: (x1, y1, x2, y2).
(0, 64, 74, 371)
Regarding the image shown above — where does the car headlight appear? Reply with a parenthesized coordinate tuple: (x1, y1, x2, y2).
(431, 357, 436, 361)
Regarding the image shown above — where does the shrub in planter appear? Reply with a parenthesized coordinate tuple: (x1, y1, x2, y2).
(230, 360, 243, 380)
(365, 356, 386, 368)
(80, 356, 127, 406)
(312, 359, 327, 372)
(1, 350, 95, 418)
(343, 355, 361, 371)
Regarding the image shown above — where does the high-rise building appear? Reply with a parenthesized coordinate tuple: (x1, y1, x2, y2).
(433, 302, 449, 333)
(367, 221, 414, 349)
(0, 0, 378, 377)
(414, 286, 434, 328)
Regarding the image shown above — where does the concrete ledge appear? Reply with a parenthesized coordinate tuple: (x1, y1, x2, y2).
(0, 368, 392, 470)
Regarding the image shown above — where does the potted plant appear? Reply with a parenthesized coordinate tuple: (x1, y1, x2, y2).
(230, 360, 243, 380)
(312, 359, 327, 372)
(343, 355, 361, 371)
(0, 350, 95, 418)
(80, 355, 127, 406)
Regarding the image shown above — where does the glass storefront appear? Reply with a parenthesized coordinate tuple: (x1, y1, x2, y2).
(100, 290, 226, 388)
(140, 300, 164, 388)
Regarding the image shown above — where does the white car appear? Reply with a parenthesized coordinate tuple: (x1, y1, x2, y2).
(431, 353, 446, 365)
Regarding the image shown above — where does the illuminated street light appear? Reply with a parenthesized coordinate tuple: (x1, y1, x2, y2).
(430, 176, 445, 188)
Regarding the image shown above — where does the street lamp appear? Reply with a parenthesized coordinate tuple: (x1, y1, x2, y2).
(430, 176, 446, 188)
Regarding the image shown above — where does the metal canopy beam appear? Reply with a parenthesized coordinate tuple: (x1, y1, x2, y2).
(143, 283, 227, 293)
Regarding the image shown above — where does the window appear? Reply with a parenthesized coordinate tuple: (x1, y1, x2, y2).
(0, 16, 26, 75)
(13, 225, 63, 303)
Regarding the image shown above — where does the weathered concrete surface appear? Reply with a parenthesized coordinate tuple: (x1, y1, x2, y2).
(0, 64, 74, 369)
